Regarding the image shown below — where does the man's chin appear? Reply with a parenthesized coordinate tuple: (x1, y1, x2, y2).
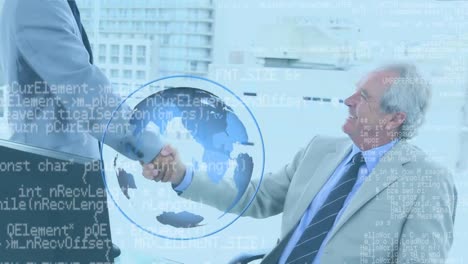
(342, 122, 352, 136)
(342, 125, 361, 144)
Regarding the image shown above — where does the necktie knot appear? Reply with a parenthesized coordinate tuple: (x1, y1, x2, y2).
(351, 152, 365, 166)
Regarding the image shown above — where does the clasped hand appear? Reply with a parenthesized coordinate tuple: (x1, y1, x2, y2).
(141, 145, 186, 186)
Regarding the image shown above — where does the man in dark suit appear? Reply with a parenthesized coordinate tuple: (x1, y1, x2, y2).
(0, 0, 168, 259)
(0, 0, 163, 163)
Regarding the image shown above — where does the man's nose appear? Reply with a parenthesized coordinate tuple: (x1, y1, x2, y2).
(344, 93, 357, 107)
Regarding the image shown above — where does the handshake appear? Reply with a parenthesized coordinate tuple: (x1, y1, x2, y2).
(141, 145, 187, 186)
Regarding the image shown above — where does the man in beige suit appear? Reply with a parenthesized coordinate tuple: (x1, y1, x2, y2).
(142, 64, 457, 263)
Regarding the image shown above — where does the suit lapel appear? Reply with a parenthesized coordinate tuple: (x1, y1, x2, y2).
(326, 140, 412, 243)
(67, 0, 94, 64)
(283, 139, 352, 236)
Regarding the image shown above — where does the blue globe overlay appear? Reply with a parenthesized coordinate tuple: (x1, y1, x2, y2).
(131, 87, 254, 221)
(123, 87, 256, 231)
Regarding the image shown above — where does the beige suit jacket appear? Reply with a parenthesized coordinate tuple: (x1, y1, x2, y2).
(181, 135, 457, 263)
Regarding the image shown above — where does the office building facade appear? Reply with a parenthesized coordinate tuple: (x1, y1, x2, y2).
(79, 0, 214, 87)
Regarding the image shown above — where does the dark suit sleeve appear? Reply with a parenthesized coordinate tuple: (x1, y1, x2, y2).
(14, 0, 162, 163)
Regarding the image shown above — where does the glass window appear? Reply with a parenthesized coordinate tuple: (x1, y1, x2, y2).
(134, 22, 142, 31)
(160, 22, 168, 32)
(136, 71, 146, 80)
(123, 45, 133, 57)
(145, 9, 157, 18)
(188, 35, 209, 46)
(162, 36, 170, 45)
(160, 60, 184, 71)
(160, 47, 186, 58)
(111, 45, 119, 56)
(168, 22, 184, 32)
(110, 69, 119, 78)
(188, 23, 197, 32)
(199, 62, 209, 72)
(111, 56, 119, 64)
(137, 46, 146, 57)
(124, 57, 132, 65)
(175, 9, 188, 19)
(99, 56, 106, 64)
(123, 70, 132, 79)
(172, 35, 186, 45)
(190, 61, 197, 72)
(99, 44, 106, 55)
(160, 10, 170, 19)
(188, 10, 198, 19)
(144, 22, 152, 32)
(137, 57, 146, 65)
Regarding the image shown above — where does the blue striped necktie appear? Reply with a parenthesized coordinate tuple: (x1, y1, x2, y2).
(285, 152, 365, 264)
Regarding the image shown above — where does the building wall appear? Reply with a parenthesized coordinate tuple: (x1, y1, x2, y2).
(78, 0, 214, 79)
(91, 37, 155, 93)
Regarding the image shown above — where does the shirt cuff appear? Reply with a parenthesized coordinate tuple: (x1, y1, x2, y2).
(172, 165, 193, 194)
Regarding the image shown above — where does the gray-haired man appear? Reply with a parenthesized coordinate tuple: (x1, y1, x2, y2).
(145, 64, 457, 264)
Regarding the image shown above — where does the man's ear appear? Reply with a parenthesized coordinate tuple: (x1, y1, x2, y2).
(385, 112, 406, 130)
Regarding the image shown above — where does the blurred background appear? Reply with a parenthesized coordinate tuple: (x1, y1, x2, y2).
(0, 0, 467, 263)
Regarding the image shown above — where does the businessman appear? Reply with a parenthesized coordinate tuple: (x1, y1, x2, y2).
(143, 65, 457, 263)
(0, 0, 163, 162)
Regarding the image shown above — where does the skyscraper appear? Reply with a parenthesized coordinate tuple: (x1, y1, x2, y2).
(78, 0, 214, 88)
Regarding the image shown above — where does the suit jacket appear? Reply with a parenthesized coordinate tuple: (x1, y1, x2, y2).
(181, 135, 457, 263)
(0, 0, 161, 162)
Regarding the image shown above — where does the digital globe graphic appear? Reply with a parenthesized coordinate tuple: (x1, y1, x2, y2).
(102, 76, 264, 240)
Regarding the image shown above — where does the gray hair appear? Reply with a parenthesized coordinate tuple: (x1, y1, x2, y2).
(378, 64, 431, 139)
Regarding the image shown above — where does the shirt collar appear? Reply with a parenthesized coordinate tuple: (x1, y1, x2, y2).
(349, 139, 399, 174)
